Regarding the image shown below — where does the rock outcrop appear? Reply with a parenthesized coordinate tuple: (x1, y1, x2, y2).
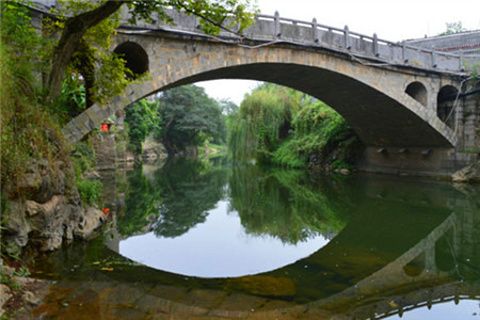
(0, 284, 12, 317)
(2, 157, 106, 253)
(452, 161, 480, 183)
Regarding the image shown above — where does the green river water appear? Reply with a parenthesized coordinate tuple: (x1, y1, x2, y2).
(30, 157, 480, 319)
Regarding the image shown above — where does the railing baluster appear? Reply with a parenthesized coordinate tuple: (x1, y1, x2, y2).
(402, 41, 409, 63)
(344, 25, 351, 50)
(373, 33, 379, 57)
(312, 18, 319, 43)
(459, 50, 464, 71)
(274, 11, 281, 37)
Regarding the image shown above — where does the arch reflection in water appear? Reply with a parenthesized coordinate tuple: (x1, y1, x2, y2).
(117, 158, 345, 277)
(119, 200, 329, 278)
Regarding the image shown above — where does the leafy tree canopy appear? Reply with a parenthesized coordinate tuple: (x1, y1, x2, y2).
(154, 85, 226, 156)
(228, 83, 306, 162)
(43, 0, 258, 107)
(124, 99, 160, 155)
(227, 83, 361, 169)
(439, 21, 467, 35)
(152, 157, 227, 238)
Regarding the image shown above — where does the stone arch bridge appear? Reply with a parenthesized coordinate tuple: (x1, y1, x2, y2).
(33, 3, 480, 176)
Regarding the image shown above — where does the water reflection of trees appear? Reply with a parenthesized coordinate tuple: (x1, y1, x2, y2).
(228, 166, 354, 244)
(151, 157, 227, 237)
(117, 158, 356, 242)
(117, 157, 227, 237)
(117, 167, 163, 237)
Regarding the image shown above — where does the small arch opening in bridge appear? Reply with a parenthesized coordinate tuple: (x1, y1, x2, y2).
(403, 252, 425, 277)
(437, 85, 458, 128)
(114, 42, 149, 79)
(405, 81, 427, 107)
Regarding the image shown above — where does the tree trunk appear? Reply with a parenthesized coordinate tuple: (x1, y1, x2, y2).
(73, 40, 96, 107)
(46, 0, 125, 103)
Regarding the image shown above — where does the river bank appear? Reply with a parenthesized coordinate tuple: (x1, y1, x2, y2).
(0, 262, 52, 319)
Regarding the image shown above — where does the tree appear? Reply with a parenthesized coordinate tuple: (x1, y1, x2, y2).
(124, 99, 160, 155)
(117, 167, 164, 237)
(154, 85, 225, 156)
(227, 83, 361, 168)
(439, 21, 467, 35)
(228, 83, 303, 162)
(45, 0, 258, 105)
(228, 165, 350, 244)
(152, 157, 227, 238)
(220, 98, 239, 116)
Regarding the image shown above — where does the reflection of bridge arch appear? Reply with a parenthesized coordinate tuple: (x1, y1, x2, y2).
(94, 203, 478, 319)
(302, 212, 462, 318)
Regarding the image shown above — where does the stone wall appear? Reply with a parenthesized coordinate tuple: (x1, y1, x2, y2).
(405, 31, 480, 54)
(460, 84, 480, 153)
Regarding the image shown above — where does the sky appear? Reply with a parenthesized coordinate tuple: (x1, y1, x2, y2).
(197, 0, 480, 105)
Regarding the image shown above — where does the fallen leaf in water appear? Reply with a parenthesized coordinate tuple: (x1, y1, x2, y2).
(388, 300, 398, 308)
(101, 267, 114, 272)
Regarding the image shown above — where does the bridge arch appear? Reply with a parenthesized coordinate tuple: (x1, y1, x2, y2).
(437, 85, 459, 128)
(113, 41, 149, 78)
(405, 81, 428, 107)
(63, 34, 458, 148)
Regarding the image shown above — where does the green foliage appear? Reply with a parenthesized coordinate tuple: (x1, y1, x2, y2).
(271, 140, 307, 168)
(116, 157, 226, 237)
(49, 0, 149, 107)
(71, 141, 97, 178)
(272, 101, 359, 169)
(123, 87, 231, 158)
(58, 74, 87, 118)
(70, 140, 103, 206)
(220, 99, 240, 116)
(152, 158, 227, 237)
(228, 83, 360, 169)
(76, 179, 102, 206)
(439, 21, 467, 35)
(1, 1, 43, 85)
(0, 1, 67, 192)
(45, 0, 256, 105)
(290, 101, 356, 157)
(228, 83, 303, 162)
(125, 99, 160, 155)
(228, 165, 352, 244)
(155, 85, 226, 156)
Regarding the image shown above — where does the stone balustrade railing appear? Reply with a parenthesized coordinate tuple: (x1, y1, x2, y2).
(119, 8, 480, 74)
(30, 1, 480, 74)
